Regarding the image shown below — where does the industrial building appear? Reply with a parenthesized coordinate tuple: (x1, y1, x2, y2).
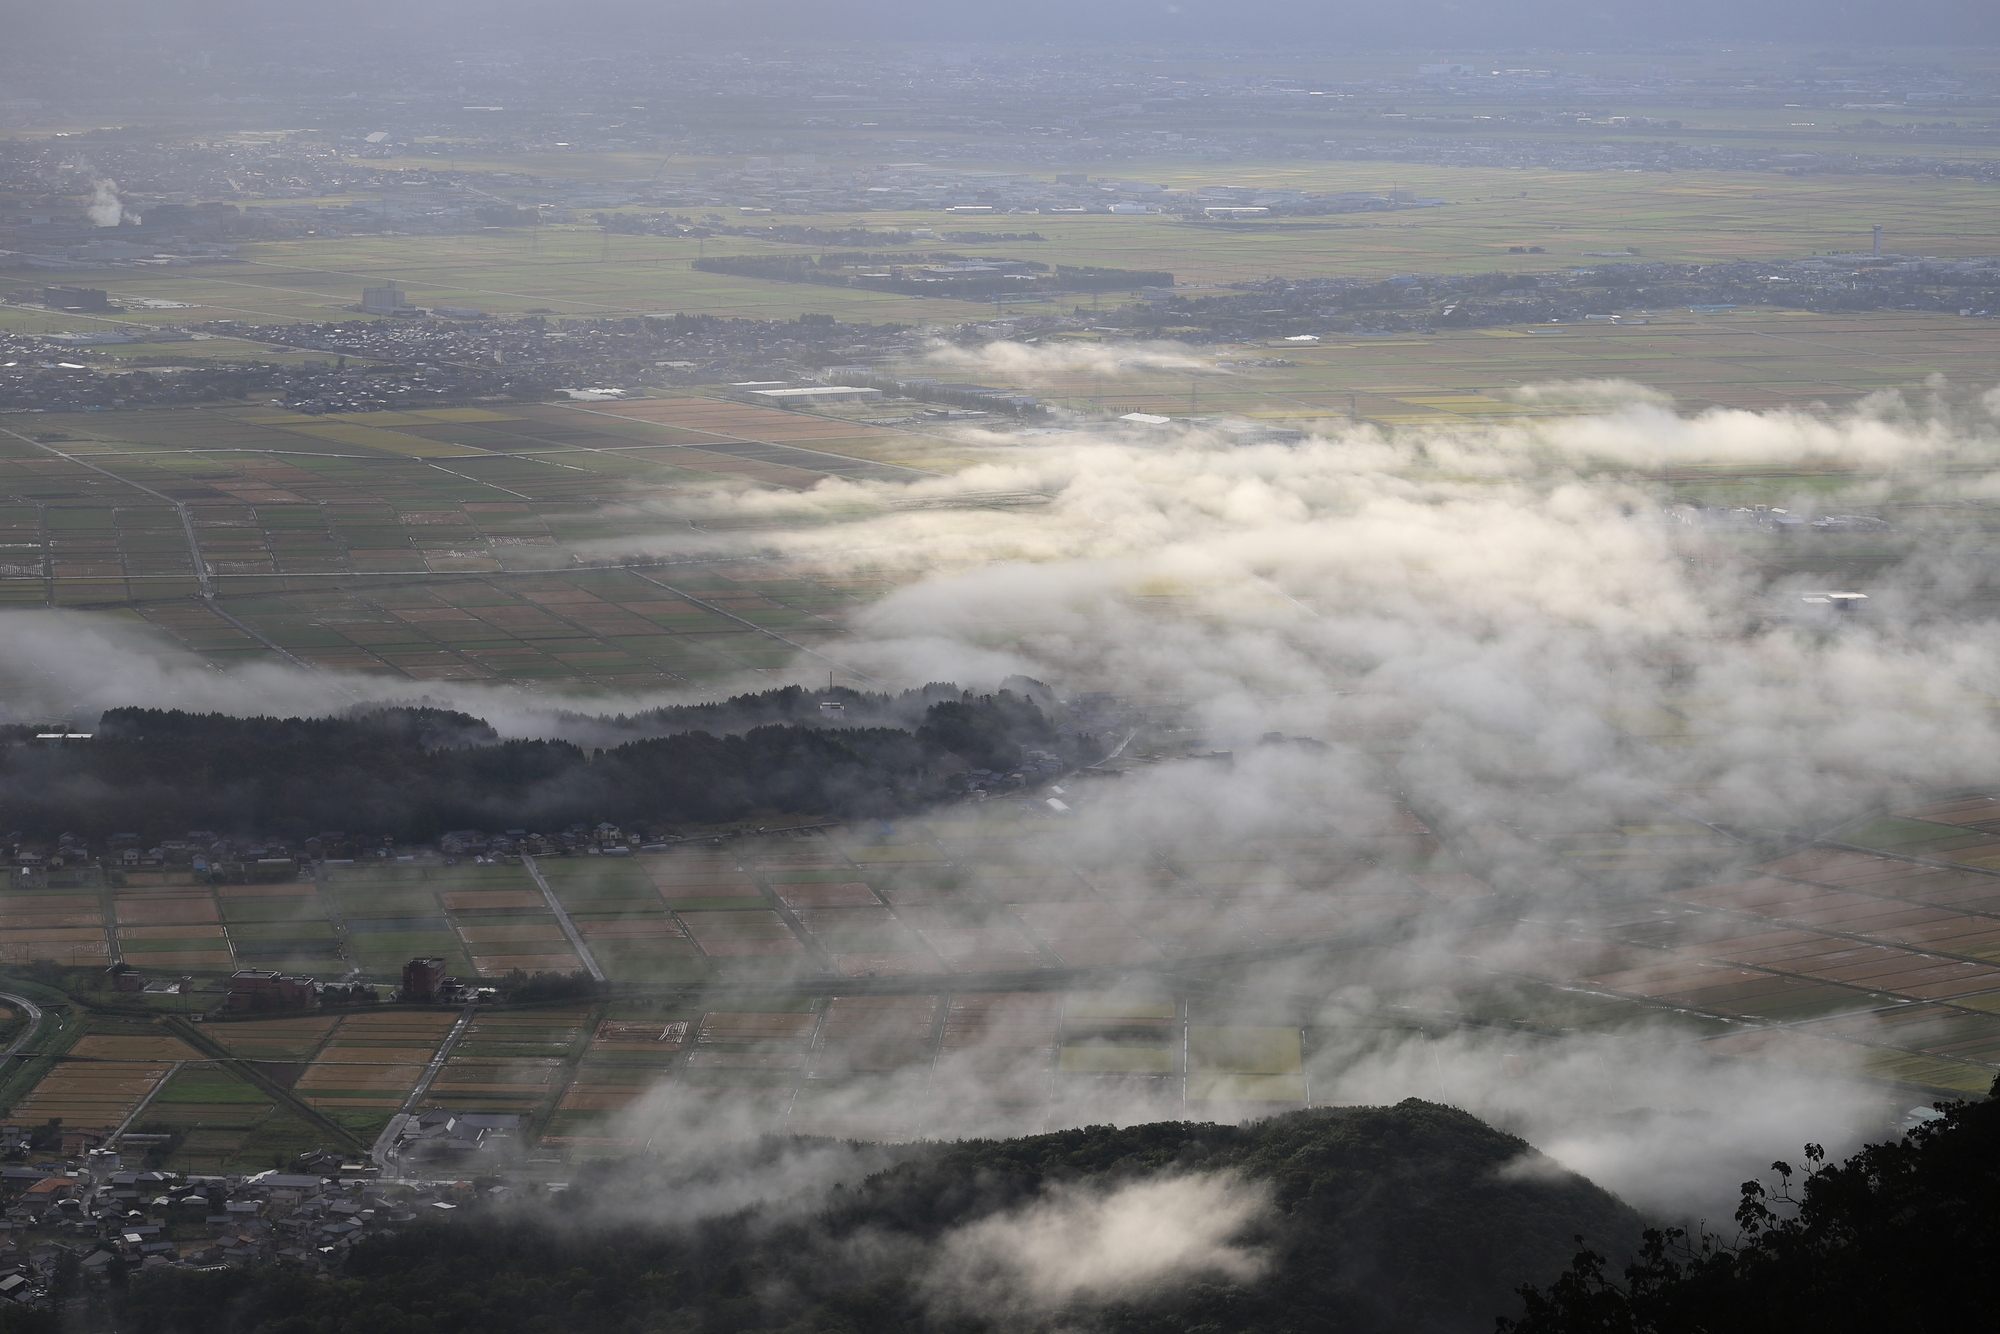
(42, 285, 111, 311)
(224, 969, 317, 1012)
(359, 283, 417, 316)
(749, 386, 884, 404)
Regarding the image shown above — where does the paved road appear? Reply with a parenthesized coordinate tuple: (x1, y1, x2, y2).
(110, 1059, 184, 1146)
(369, 1000, 480, 1170)
(0, 991, 46, 1061)
(521, 854, 606, 983)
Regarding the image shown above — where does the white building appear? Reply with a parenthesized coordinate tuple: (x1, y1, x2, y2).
(750, 386, 884, 404)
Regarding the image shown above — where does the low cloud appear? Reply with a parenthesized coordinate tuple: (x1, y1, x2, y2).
(87, 178, 123, 228)
(924, 1174, 1272, 1315)
(924, 337, 1215, 380)
(1507, 377, 1675, 407)
(7, 382, 1993, 1222)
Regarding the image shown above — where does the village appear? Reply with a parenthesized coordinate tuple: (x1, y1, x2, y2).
(0, 1122, 536, 1313)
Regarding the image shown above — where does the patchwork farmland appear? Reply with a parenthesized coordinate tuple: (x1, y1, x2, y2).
(0, 394, 990, 696)
(11, 789, 2000, 1168)
(4, 163, 2000, 337)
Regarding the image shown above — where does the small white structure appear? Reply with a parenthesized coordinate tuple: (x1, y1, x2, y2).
(750, 386, 884, 404)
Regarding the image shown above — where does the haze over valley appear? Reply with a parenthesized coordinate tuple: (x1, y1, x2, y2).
(2, 6, 1999, 1332)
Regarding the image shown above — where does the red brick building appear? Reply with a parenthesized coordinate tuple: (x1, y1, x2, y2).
(401, 957, 447, 1003)
(224, 969, 317, 1012)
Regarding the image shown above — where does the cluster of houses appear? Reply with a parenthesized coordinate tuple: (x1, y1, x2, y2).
(3, 821, 661, 888)
(0, 1116, 533, 1305)
(107, 959, 473, 1012)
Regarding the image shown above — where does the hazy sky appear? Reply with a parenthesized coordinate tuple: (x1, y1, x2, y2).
(26, 0, 2000, 52)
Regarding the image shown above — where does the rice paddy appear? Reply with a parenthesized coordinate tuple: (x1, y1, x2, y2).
(12, 784, 2000, 1164)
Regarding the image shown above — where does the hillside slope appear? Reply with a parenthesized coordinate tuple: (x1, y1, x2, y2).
(121, 1101, 1646, 1334)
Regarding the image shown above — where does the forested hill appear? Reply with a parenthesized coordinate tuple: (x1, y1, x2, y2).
(559, 677, 1060, 744)
(1507, 1073, 2000, 1334)
(118, 1102, 1647, 1334)
(0, 687, 1067, 842)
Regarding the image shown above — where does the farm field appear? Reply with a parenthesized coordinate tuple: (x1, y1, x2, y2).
(13, 787, 2000, 1165)
(0, 394, 990, 693)
(899, 308, 2000, 420)
(11, 61, 2000, 1165)
(0, 230, 1002, 332)
(1, 295, 1996, 697)
(2, 808, 1429, 989)
(5, 166, 2000, 339)
(5, 1027, 198, 1128)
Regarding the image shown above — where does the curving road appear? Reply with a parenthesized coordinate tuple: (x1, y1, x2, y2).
(0, 992, 46, 1062)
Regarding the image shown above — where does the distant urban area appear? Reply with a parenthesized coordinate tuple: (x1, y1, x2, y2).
(6, 243, 1999, 414)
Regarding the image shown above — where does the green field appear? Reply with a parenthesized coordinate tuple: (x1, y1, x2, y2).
(6, 162, 2000, 337)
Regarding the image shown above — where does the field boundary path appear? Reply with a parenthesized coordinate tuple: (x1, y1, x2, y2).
(520, 855, 606, 983)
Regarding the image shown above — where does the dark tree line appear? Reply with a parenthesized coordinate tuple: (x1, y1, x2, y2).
(689, 252, 1170, 300)
(0, 688, 1064, 843)
(560, 681, 982, 741)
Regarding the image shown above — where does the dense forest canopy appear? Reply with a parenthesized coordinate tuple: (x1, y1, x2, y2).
(0, 685, 1069, 843)
(558, 677, 1059, 747)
